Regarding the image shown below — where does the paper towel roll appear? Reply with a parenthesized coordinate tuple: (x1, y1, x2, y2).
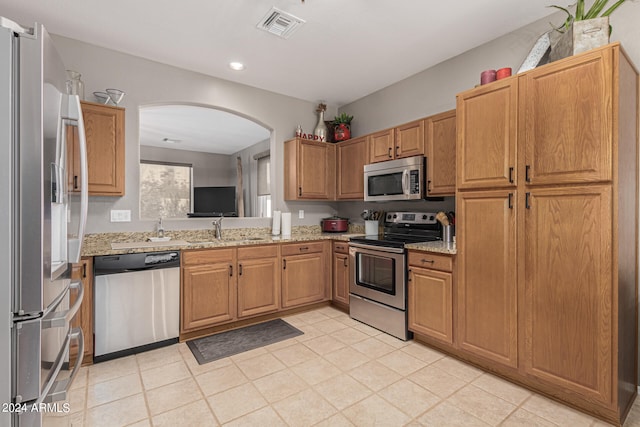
(281, 212, 292, 237)
(272, 210, 281, 235)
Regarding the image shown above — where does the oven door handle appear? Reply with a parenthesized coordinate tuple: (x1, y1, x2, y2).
(349, 242, 405, 254)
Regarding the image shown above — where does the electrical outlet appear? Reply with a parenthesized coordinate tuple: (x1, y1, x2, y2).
(110, 210, 131, 222)
(298, 210, 304, 219)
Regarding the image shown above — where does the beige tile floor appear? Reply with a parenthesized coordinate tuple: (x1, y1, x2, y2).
(43, 306, 640, 427)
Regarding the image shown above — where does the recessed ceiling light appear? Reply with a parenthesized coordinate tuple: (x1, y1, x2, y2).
(229, 62, 245, 71)
(162, 137, 181, 144)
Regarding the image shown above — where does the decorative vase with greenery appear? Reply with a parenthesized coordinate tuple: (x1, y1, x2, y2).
(332, 112, 353, 142)
(549, 0, 630, 61)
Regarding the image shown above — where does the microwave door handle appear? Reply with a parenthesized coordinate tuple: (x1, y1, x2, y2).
(402, 169, 409, 197)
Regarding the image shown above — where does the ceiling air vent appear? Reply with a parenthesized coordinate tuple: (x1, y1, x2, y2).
(257, 7, 305, 39)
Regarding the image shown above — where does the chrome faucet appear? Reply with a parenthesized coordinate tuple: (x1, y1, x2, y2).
(212, 217, 223, 240)
(157, 217, 165, 238)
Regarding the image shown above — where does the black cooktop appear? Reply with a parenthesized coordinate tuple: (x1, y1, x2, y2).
(350, 211, 442, 249)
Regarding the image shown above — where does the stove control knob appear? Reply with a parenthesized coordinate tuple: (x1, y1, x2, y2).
(392, 214, 397, 219)
(429, 215, 435, 221)
(422, 215, 427, 220)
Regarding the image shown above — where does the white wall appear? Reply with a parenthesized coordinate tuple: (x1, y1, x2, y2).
(52, 35, 338, 233)
(339, 6, 640, 135)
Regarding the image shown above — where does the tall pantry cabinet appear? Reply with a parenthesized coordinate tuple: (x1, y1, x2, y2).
(456, 43, 638, 424)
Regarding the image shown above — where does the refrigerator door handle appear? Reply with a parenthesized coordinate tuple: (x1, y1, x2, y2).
(42, 280, 83, 329)
(42, 327, 84, 404)
(65, 95, 88, 263)
(34, 328, 70, 406)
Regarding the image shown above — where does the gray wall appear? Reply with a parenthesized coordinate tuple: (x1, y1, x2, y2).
(140, 145, 234, 187)
(52, 35, 338, 233)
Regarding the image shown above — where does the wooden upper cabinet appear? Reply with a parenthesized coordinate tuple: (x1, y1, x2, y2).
(457, 78, 517, 190)
(426, 110, 456, 196)
(520, 49, 612, 185)
(395, 119, 424, 159)
(369, 128, 395, 163)
(284, 138, 335, 200)
(523, 185, 612, 403)
(336, 136, 368, 200)
(456, 189, 517, 368)
(80, 101, 125, 196)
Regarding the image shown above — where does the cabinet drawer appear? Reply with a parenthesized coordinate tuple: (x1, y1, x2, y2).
(333, 241, 349, 254)
(281, 241, 325, 256)
(408, 251, 453, 272)
(182, 248, 235, 266)
(238, 244, 278, 260)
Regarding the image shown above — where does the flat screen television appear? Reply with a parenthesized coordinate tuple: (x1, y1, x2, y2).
(190, 186, 237, 217)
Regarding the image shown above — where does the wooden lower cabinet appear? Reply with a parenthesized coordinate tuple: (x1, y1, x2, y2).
(408, 252, 453, 345)
(237, 245, 280, 318)
(523, 185, 613, 404)
(281, 241, 330, 308)
(181, 242, 330, 334)
(70, 257, 94, 365)
(332, 242, 350, 306)
(457, 189, 518, 368)
(181, 249, 236, 332)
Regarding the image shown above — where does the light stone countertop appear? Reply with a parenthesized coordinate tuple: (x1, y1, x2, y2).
(405, 240, 457, 255)
(81, 225, 455, 257)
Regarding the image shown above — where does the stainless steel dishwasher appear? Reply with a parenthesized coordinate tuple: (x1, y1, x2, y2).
(93, 251, 180, 362)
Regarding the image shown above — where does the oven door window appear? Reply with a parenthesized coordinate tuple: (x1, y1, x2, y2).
(367, 172, 403, 197)
(355, 252, 396, 295)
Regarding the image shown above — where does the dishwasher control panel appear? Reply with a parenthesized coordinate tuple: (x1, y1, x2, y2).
(94, 251, 181, 275)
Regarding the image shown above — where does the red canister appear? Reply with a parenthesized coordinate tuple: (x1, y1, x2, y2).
(496, 67, 512, 80)
(480, 69, 497, 85)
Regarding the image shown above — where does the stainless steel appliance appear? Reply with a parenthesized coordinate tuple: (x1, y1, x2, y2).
(364, 156, 425, 202)
(349, 212, 440, 340)
(0, 17, 88, 427)
(93, 252, 181, 363)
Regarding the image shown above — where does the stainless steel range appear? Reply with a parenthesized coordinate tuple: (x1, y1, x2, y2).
(349, 212, 441, 340)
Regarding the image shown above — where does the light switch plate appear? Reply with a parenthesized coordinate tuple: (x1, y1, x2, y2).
(298, 210, 304, 219)
(110, 210, 131, 222)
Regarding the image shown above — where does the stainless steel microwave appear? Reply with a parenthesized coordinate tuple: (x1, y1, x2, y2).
(364, 156, 425, 202)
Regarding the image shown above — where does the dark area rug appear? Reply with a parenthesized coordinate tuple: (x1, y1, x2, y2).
(186, 318, 303, 364)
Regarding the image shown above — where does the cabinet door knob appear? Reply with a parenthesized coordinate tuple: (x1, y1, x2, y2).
(298, 187, 302, 197)
(343, 258, 348, 267)
(408, 269, 412, 281)
(395, 146, 399, 156)
(388, 147, 392, 158)
(283, 259, 287, 270)
(525, 192, 531, 209)
(229, 265, 233, 277)
(299, 246, 309, 251)
(82, 263, 87, 278)
(421, 259, 435, 264)
(525, 165, 531, 183)
(509, 167, 514, 183)
(73, 175, 78, 190)
(239, 264, 243, 276)
(508, 193, 513, 209)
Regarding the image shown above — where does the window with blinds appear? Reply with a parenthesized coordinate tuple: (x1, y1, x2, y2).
(256, 155, 271, 217)
(140, 161, 192, 219)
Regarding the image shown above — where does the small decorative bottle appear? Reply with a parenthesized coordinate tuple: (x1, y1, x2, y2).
(313, 103, 328, 142)
(65, 70, 85, 100)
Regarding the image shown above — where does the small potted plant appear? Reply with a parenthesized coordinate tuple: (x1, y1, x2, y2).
(332, 112, 353, 142)
(549, 0, 630, 61)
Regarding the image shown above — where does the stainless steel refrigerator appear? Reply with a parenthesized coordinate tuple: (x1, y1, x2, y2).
(0, 17, 88, 427)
